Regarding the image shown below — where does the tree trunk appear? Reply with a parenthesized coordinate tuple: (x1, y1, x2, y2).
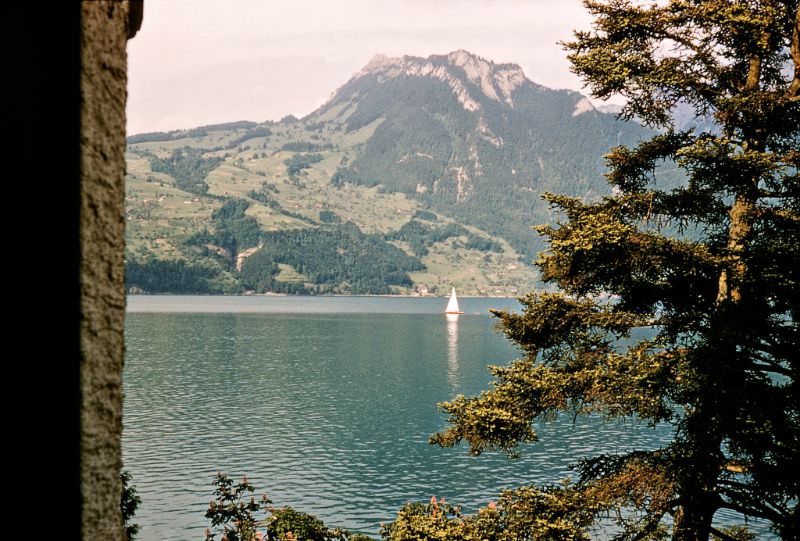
(678, 53, 765, 540)
(716, 53, 761, 304)
(715, 193, 756, 304)
(675, 49, 766, 541)
(672, 476, 720, 540)
(672, 406, 724, 541)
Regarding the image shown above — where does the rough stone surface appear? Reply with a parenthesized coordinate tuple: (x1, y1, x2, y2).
(80, 2, 135, 539)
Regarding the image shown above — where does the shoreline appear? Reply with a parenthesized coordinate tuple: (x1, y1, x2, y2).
(126, 292, 522, 299)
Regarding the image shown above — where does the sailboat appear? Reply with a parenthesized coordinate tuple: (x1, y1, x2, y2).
(444, 287, 464, 315)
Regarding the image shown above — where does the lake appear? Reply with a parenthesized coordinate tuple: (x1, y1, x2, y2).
(122, 295, 687, 539)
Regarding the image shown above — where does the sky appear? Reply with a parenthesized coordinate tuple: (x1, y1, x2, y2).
(127, 0, 616, 135)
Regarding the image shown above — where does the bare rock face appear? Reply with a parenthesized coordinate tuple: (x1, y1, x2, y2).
(356, 50, 527, 111)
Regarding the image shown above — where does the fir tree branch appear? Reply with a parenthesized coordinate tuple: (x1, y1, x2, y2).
(788, 5, 800, 98)
(708, 526, 741, 541)
(747, 352, 793, 376)
(748, 360, 792, 377)
(716, 487, 788, 524)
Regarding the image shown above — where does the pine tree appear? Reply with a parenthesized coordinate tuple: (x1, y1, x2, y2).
(430, 2, 799, 540)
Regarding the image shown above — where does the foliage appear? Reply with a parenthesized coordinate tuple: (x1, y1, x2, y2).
(228, 126, 273, 147)
(121, 470, 141, 541)
(183, 198, 263, 267)
(381, 488, 605, 541)
(125, 199, 427, 294)
(330, 166, 348, 187)
(266, 507, 364, 541)
(386, 220, 501, 257)
(208, 199, 263, 258)
(461, 235, 502, 253)
(126, 131, 175, 144)
(430, 2, 799, 540)
(319, 210, 342, 223)
(125, 258, 222, 294)
(128, 123, 270, 152)
(204, 473, 373, 541)
(284, 153, 324, 178)
(281, 142, 333, 152)
(212, 199, 251, 222)
(148, 147, 223, 194)
(185, 121, 258, 134)
(247, 184, 304, 219)
(711, 527, 756, 541)
(248, 181, 279, 200)
(413, 210, 439, 221)
(381, 500, 468, 541)
(127, 121, 259, 144)
(238, 248, 309, 294)
(205, 472, 270, 541)
(242, 223, 424, 295)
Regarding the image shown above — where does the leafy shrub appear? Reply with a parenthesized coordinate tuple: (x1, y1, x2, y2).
(121, 470, 141, 541)
(204, 473, 268, 541)
(204, 473, 374, 541)
(381, 486, 601, 541)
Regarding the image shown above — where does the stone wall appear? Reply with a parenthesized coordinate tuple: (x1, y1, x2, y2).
(79, 2, 142, 539)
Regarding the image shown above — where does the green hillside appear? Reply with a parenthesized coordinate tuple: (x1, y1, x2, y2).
(124, 50, 654, 296)
(125, 120, 539, 295)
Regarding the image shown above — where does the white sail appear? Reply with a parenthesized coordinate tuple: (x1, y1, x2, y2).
(445, 287, 462, 314)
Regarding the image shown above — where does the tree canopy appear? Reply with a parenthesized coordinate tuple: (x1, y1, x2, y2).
(426, 2, 799, 540)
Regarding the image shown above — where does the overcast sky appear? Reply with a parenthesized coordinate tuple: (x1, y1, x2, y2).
(127, 0, 614, 135)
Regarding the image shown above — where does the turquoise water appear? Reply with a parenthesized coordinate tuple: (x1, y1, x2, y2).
(122, 295, 689, 540)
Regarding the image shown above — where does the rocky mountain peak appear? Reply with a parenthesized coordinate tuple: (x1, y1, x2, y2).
(362, 53, 393, 72)
(445, 50, 527, 105)
(355, 50, 528, 110)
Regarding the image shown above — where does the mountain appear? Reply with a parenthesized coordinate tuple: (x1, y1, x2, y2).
(310, 50, 653, 256)
(124, 50, 653, 296)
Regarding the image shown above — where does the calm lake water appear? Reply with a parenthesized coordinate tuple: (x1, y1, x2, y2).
(122, 295, 757, 540)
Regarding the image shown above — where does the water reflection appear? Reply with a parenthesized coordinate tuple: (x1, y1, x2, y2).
(446, 314, 459, 391)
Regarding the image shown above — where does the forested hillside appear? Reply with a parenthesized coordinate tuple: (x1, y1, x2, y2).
(125, 50, 654, 296)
